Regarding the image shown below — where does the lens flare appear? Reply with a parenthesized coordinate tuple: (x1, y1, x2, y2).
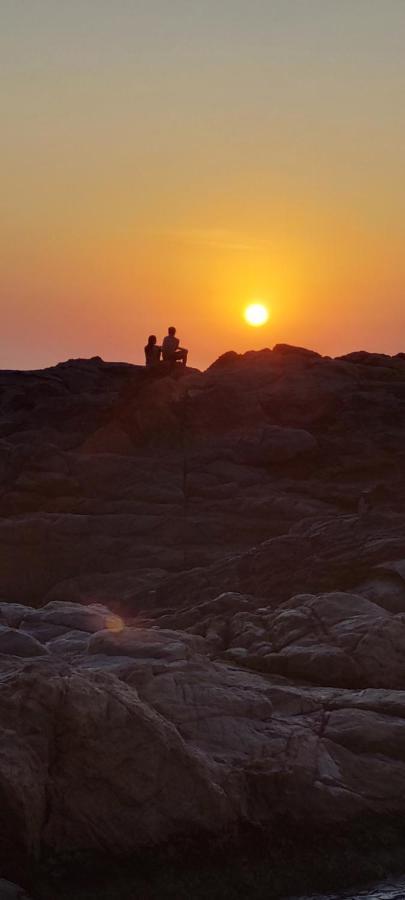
(244, 303, 269, 327)
(105, 615, 124, 633)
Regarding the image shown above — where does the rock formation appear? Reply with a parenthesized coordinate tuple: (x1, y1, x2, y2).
(1, 346, 405, 892)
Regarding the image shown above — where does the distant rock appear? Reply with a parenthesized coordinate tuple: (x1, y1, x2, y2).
(272, 342, 322, 359)
(0, 344, 404, 603)
(207, 350, 242, 369)
(337, 350, 392, 366)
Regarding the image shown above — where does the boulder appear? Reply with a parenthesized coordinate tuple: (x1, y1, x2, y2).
(225, 591, 405, 689)
(0, 604, 30, 629)
(0, 656, 231, 865)
(0, 626, 46, 658)
(21, 602, 123, 636)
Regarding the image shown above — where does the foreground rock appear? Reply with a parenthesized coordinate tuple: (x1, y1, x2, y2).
(2, 583, 405, 873)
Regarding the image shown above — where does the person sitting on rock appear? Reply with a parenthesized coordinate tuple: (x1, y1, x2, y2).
(161, 327, 188, 366)
(144, 335, 161, 367)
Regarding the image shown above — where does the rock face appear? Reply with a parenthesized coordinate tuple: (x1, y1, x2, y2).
(2, 347, 405, 877)
(3, 590, 405, 870)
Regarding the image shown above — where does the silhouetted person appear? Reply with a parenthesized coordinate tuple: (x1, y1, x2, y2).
(144, 335, 161, 367)
(162, 326, 188, 366)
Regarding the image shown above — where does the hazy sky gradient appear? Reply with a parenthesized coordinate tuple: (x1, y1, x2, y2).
(1, 0, 405, 369)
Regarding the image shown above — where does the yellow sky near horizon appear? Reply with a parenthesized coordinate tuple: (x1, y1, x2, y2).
(1, 1, 405, 370)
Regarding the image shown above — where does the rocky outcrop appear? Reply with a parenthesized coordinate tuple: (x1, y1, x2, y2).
(1, 570, 405, 883)
(1, 347, 405, 607)
(2, 591, 405, 872)
(1, 347, 405, 888)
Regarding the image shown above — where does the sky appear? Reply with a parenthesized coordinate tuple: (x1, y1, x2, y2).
(1, 0, 405, 370)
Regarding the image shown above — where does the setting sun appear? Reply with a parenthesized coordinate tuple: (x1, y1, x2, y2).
(244, 303, 269, 327)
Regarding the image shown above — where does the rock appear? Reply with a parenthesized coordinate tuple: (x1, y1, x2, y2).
(0, 603, 30, 629)
(272, 343, 322, 360)
(0, 654, 231, 865)
(0, 347, 404, 603)
(207, 350, 242, 370)
(0, 626, 46, 658)
(355, 571, 405, 613)
(2, 349, 405, 884)
(88, 626, 206, 660)
(46, 629, 90, 654)
(21, 601, 123, 636)
(0, 596, 405, 874)
(236, 424, 317, 465)
(222, 590, 405, 689)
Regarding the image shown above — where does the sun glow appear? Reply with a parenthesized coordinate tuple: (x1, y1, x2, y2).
(105, 615, 124, 633)
(244, 303, 269, 327)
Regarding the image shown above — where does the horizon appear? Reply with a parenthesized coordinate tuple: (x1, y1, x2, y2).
(8, 338, 405, 375)
(2, 1, 405, 371)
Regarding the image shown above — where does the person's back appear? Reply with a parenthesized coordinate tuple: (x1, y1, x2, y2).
(144, 335, 161, 367)
(161, 326, 188, 366)
(162, 333, 179, 360)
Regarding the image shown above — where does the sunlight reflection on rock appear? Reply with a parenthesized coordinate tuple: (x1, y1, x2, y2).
(105, 614, 124, 633)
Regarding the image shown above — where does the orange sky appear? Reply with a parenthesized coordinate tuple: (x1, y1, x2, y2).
(1, 1, 405, 370)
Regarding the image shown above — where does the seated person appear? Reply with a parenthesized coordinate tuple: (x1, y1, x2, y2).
(161, 326, 188, 366)
(144, 334, 161, 367)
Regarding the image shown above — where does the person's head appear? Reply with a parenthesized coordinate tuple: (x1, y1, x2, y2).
(147, 335, 157, 345)
(168, 326, 176, 336)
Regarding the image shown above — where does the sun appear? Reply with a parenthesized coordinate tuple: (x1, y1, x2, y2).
(244, 302, 269, 327)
